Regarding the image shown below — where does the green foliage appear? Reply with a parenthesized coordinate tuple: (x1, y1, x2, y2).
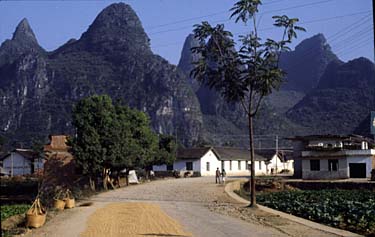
(192, 0, 305, 116)
(153, 134, 176, 166)
(70, 95, 160, 178)
(1, 204, 29, 221)
(70, 95, 115, 176)
(257, 190, 375, 235)
(191, 0, 305, 206)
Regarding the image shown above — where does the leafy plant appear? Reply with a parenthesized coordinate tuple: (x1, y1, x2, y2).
(256, 190, 375, 235)
(1, 204, 29, 221)
(191, 0, 305, 206)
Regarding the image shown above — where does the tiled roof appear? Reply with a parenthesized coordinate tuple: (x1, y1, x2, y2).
(177, 147, 212, 159)
(214, 147, 269, 161)
(0, 149, 39, 161)
(176, 147, 271, 161)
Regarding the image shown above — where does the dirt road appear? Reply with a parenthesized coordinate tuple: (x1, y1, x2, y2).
(24, 177, 338, 237)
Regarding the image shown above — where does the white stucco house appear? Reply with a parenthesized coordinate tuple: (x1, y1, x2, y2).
(0, 149, 44, 176)
(289, 134, 375, 179)
(255, 149, 294, 174)
(153, 147, 290, 176)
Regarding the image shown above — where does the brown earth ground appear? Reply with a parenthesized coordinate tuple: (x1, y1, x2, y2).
(22, 177, 339, 237)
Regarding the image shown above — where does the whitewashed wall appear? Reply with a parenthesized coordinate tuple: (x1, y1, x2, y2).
(153, 164, 168, 171)
(346, 156, 373, 178)
(302, 154, 373, 179)
(174, 159, 201, 172)
(199, 150, 221, 176)
(3, 153, 32, 176)
(302, 158, 347, 179)
(267, 155, 294, 173)
(255, 160, 268, 175)
(34, 158, 44, 172)
(222, 160, 250, 176)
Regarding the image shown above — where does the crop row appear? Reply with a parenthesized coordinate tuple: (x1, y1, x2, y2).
(257, 190, 375, 235)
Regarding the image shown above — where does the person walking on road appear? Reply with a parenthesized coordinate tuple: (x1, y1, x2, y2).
(221, 168, 226, 184)
(215, 168, 221, 184)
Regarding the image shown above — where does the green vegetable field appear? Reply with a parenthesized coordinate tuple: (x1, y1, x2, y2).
(257, 190, 375, 235)
(1, 204, 29, 222)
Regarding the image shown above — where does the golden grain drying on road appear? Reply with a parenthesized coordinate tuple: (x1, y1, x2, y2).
(81, 202, 193, 237)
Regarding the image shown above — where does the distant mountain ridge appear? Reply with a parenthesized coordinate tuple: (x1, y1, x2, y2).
(0, 3, 202, 147)
(0, 3, 374, 149)
(0, 18, 45, 67)
(279, 33, 340, 93)
(287, 57, 375, 135)
(177, 33, 374, 145)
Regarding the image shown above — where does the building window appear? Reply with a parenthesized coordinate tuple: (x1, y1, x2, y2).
(229, 160, 232, 170)
(259, 161, 262, 170)
(206, 162, 210, 171)
(310, 160, 320, 171)
(238, 161, 241, 170)
(186, 162, 193, 171)
(328, 159, 338, 171)
(167, 164, 173, 171)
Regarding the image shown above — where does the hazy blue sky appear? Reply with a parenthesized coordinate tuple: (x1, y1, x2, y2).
(0, 0, 373, 65)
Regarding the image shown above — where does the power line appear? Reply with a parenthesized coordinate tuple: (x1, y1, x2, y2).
(151, 10, 372, 49)
(148, 0, 343, 36)
(262, 0, 335, 14)
(145, 0, 290, 30)
(334, 28, 373, 52)
(336, 37, 374, 56)
(328, 14, 372, 43)
(278, 13, 373, 71)
(237, 10, 372, 34)
(146, 11, 229, 30)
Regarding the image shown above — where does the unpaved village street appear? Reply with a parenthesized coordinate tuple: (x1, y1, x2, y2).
(24, 177, 338, 237)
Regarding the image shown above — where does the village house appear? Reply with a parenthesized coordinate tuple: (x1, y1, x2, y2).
(255, 149, 294, 174)
(153, 147, 293, 176)
(289, 134, 375, 179)
(0, 149, 44, 176)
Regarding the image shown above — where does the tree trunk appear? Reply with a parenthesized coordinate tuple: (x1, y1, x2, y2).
(103, 168, 108, 190)
(125, 169, 129, 186)
(89, 177, 96, 191)
(248, 115, 257, 207)
(145, 168, 150, 181)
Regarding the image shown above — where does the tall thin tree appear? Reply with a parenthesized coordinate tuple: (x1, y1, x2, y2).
(192, 0, 305, 207)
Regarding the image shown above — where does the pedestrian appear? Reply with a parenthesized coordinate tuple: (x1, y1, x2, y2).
(215, 167, 221, 184)
(221, 168, 226, 184)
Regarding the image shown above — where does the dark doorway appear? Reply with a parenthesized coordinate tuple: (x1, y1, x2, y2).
(349, 163, 366, 178)
(186, 162, 193, 171)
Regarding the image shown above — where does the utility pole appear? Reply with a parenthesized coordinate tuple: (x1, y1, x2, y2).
(11, 151, 14, 177)
(275, 135, 279, 175)
(372, 0, 375, 141)
(373, 0, 375, 64)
